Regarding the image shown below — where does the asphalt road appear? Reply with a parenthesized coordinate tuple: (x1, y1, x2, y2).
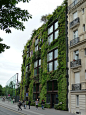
(0, 105, 24, 115)
(0, 99, 75, 115)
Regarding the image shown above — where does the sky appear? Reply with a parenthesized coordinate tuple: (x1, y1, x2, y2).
(0, 0, 64, 87)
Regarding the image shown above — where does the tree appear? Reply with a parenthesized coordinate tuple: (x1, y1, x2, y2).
(0, 0, 32, 53)
(40, 14, 52, 23)
(0, 84, 3, 95)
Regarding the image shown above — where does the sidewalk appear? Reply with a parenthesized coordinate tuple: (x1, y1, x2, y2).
(0, 99, 75, 115)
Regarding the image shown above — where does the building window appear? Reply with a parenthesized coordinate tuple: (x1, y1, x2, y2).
(33, 83, 39, 101)
(35, 38, 41, 52)
(27, 46, 30, 58)
(83, 24, 85, 32)
(85, 71, 86, 79)
(47, 48, 58, 72)
(74, 50, 79, 60)
(85, 48, 86, 56)
(82, 8, 84, 14)
(46, 94, 50, 103)
(26, 66, 28, 72)
(34, 59, 41, 76)
(76, 95, 79, 106)
(54, 30, 59, 39)
(48, 25, 53, 35)
(73, 11, 77, 20)
(73, 30, 78, 39)
(75, 72, 80, 84)
(48, 20, 59, 44)
(54, 21, 58, 30)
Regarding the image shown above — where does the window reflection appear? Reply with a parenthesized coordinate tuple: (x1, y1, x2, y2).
(54, 21, 58, 30)
(48, 25, 53, 35)
(54, 49, 58, 59)
(47, 52, 53, 62)
(54, 60, 58, 70)
(48, 34, 53, 43)
(55, 30, 59, 39)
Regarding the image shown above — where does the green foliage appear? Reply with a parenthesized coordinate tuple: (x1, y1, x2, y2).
(20, 0, 67, 110)
(0, 0, 32, 53)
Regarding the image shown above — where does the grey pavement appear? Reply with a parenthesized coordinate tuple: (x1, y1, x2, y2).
(0, 98, 75, 115)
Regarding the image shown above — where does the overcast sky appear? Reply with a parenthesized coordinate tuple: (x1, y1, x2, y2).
(0, 0, 64, 87)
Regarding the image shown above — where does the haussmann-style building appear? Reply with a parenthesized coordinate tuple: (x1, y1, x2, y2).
(68, 0, 86, 114)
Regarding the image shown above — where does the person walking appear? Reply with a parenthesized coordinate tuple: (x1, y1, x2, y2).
(18, 100, 22, 111)
(28, 100, 31, 109)
(41, 99, 45, 110)
(13, 98, 15, 104)
(35, 99, 39, 110)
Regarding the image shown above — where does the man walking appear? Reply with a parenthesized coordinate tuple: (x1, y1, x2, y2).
(28, 100, 31, 109)
(18, 100, 22, 111)
(35, 99, 39, 110)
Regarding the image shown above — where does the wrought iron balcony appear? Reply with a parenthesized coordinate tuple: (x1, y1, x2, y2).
(70, 37, 79, 46)
(70, 17, 80, 29)
(68, 0, 80, 11)
(70, 59, 81, 68)
(72, 83, 81, 91)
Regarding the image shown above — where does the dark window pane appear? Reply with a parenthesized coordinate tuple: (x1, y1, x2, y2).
(47, 81, 52, 91)
(54, 80, 58, 90)
(33, 85, 36, 92)
(37, 84, 39, 92)
(33, 93, 36, 101)
(34, 68, 37, 76)
(55, 94, 58, 104)
(46, 94, 50, 103)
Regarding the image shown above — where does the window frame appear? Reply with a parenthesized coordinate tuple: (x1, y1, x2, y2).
(47, 48, 58, 72)
(48, 20, 59, 44)
(83, 24, 85, 32)
(76, 95, 79, 107)
(35, 37, 41, 52)
(34, 59, 41, 76)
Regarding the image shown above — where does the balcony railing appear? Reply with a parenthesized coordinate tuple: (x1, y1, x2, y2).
(68, 0, 81, 11)
(72, 83, 81, 91)
(70, 59, 81, 68)
(70, 37, 79, 46)
(70, 17, 80, 29)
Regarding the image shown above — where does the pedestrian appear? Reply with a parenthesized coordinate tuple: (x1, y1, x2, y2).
(41, 99, 45, 110)
(24, 100, 26, 109)
(13, 98, 15, 104)
(35, 99, 39, 110)
(18, 100, 22, 111)
(28, 99, 31, 109)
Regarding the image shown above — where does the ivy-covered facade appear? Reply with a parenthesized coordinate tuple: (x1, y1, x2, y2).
(20, 0, 68, 110)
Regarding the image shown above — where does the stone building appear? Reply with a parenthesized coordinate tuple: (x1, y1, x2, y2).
(68, 0, 86, 114)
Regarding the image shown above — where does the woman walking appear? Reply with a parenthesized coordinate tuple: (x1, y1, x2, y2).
(35, 99, 39, 110)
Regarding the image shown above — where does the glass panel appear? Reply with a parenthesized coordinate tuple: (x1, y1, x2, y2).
(54, 60, 58, 70)
(35, 45, 38, 52)
(73, 11, 77, 20)
(48, 34, 53, 43)
(85, 49, 86, 56)
(35, 39, 38, 46)
(39, 59, 41, 66)
(54, 49, 58, 59)
(55, 94, 58, 104)
(33, 93, 36, 101)
(26, 66, 28, 72)
(74, 50, 79, 60)
(54, 21, 58, 30)
(34, 60, 38, 68)
(54, 30, 59, 39)
(34, 68, 37, 76)
(47, 52, 53, 62)
(75, 72, 80, 84)
(48, 62, 53, 72)
(37, 84, 39, 92)
(46, 94, 50, 103)
(27, 53, 29, 58)
(76, 95, 79, 106)
(33, 85, 36, 92)
(54, 81, 58, 90)
(47, 81, 52, 91)
(73, 30, 78, 39)
(48, 25, 53, 35)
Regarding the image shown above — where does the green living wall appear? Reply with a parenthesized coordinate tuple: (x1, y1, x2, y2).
(20, 0, 68, 110)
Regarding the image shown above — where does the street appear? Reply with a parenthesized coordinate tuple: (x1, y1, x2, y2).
(0, 99, 75, 115)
